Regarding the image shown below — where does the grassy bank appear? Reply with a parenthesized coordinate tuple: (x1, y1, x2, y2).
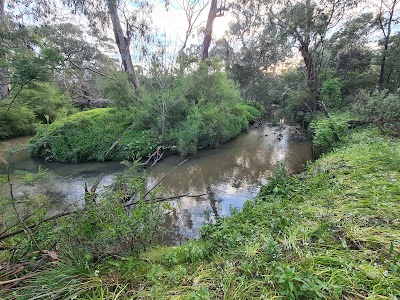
(11, 127, 399, 299)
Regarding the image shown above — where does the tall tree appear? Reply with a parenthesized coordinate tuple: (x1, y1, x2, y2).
(376, 0, 399, 90)
(0, 0, 8, 99)
(63, 0, 153, 90)
(201, 0, 228, 60)
(269, 0, 358, 113)
(229, 0, 359, 113)
(177, 0, 209, 55)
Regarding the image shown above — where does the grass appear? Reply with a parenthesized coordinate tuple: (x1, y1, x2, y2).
(5, 127, 400, 299)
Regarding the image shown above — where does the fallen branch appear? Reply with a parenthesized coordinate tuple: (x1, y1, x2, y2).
(143, 159, 188, 199)
(0, 272, 41, 286)
(125, 193, 207, 208)
(0, 191, 205, 241)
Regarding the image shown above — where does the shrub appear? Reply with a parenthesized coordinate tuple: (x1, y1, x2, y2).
(352, 90, 400, 128)
(0, 105, 36, 140)
(320, 76, 342, 109)
(28, 108, 160, 162)
(15, 82, 72, 122)
(310, 114, 349, 152)
(173, 103, 259, 155)
(98, 71, 137, 108)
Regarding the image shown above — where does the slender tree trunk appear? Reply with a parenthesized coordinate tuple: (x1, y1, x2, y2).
(300, 43, 319, 113)
(379, 36, 390, 90)
(0, 0, 9, 99)
(378, 0, 398, 91)
(298, 0, 320, 114)
(201, 0, 218, 60)
(107, 0, 139, 89)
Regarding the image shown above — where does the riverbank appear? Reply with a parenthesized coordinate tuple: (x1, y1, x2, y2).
(28, 103, 262, 163)
(8, 127, 399, 299)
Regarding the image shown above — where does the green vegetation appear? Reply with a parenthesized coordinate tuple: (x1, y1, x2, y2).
(1, 1, 400, 299)
(27, 108, 160, 162)
(28, 62, 262, 162)
(4, 127, 399, 299)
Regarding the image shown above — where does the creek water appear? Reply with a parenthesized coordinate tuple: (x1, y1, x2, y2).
(0, 124, 312, 245)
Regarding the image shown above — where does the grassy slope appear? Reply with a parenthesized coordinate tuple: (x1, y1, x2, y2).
(15, 128, 400, 299)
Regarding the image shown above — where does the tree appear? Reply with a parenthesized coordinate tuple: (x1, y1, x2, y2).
(201, 0, 228, 60)
(63, 0, 154, 90)
(36, 23, 117, 103)
(0, 0, 8, 99)
(376, 0, 399, 90)
(229, 0, 359, 114)
(177, 0, 209, 55)
(328, 13, 375, 95)
(268, 0, 358, 113)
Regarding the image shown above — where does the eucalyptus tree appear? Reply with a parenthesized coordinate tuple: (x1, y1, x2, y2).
(177, 0, 209, 55)
(62, 0, 154, 90)
(0, 0, 8, 99)
(230, 0, 359, 114)
(328, 13, 375, 95)
(201, 0, 228, 60)
(37, 23, 117, 102)
(375, 0, 399, 90)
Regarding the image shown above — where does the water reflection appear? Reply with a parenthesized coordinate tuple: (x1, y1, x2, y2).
(0, 124, 312, 245)
(146, 124, 312, 244)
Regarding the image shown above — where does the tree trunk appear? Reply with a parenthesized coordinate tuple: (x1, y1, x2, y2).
(107, 0, 139, 89)
(201, 0, 218, 61)
(378, 0, 398, 91)
(379, 36, 390, 91)
(0, 0, 9, 99)
(299, 43, 319, 113)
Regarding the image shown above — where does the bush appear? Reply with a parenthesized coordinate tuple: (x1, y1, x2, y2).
(14, 82, 72, 122)
(310, 114, 349, 152)
(98, 72, 137, 108)
(173, 103, 260, 155)
(28, 108, 160, 162)
(60, 173, 163, 259)
(352, 90, 400, 128)
(0, 105, 36, 140)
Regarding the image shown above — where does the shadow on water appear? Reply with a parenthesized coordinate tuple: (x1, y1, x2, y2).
(0, 123, 312, 245)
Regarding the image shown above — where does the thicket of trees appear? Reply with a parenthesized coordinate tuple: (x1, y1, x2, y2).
(1, 0, 399, 137)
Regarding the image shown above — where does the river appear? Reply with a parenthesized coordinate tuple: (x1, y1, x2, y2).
(0, 123, 312, 245)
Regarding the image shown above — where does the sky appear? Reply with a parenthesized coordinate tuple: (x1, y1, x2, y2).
(151, 0, 232, 49)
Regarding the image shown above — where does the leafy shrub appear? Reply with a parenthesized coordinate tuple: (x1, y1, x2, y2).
(185, 59, 242, 106)
(98, 71, 137, 108)
(0, 105, 36, 139)
(352, 90, 400, 129)
(28, 108, 160, 162)
(60, 179, 163, 260)
(14, 82, 72, 122)
(173, 103, 260, 155)
(320, 76, 342, 109)
(310, 114, 349, 152)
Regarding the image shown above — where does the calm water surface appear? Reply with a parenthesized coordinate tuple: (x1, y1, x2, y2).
(0, 124, 312, 244)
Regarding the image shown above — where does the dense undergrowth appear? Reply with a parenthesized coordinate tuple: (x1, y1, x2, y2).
(7, 127, 399, 299)
(28, 103, 261, 162)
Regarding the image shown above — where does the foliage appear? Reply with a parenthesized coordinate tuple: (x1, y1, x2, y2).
(0, 105, 36, 140)
(320, 76, 342, 109)
(98, 72, 137, 108)
(28, 108, 160, 162)
(12, 127, 400, 299)
(173, 102, 260, 156)
(310, 114, 350, 152)
(14, 82, 73, 121)
(29, 60, 262, 162)
(352, 90, 400, 132)
(0, 165, 163, 299)
(60, 175, 163, 260)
